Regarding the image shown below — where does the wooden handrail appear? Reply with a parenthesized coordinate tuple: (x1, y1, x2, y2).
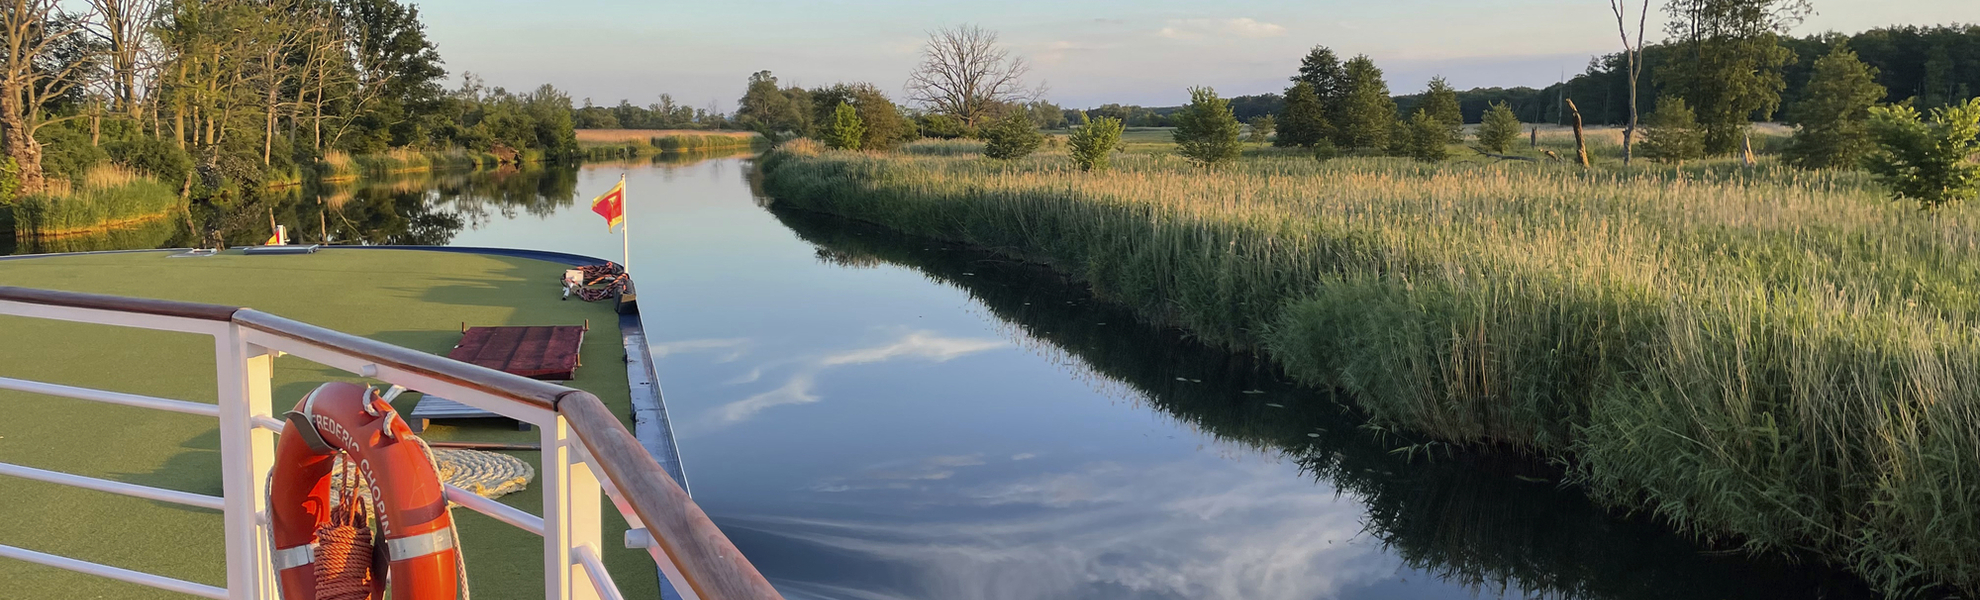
(0, 286, 242, 321)
(233, 309, 569, 410)
(560, 392, 783, 600)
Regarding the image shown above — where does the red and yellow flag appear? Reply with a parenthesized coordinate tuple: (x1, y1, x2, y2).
(590, 179, 625, 232)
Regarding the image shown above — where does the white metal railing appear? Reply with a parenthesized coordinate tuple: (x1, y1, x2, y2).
(0, 287, 782, 600)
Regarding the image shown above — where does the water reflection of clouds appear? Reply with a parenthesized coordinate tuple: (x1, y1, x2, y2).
(707, 329, 1008, 426)
(735, 459, 1401, 600)
(650, 337, 751, 362)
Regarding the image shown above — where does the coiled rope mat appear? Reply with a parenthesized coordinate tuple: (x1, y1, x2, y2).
(328, 449, 535, 505)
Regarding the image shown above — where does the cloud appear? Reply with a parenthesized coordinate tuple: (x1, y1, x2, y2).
(720, 460, 1400, 600)
(1157, 18, 1287, 41)
(650, 337, 750, 362)
(707, 330, 1007, 426)
(820, 331, 1007, 366)
(815, 454, 993, 491)
(714, 372, 819, 424)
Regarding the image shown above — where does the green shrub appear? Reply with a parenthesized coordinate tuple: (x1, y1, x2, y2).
(104, 137, 193, 185)
(821, 102, 866, 150)
(1784, 44, 1886, 170)
(36, 125, 109, 183)
(1068, 115, 1124, 172)
(983, 113, 1044, 160)
(1405, 109, 1449, 162)
(1865, 98, 1980, 209)
(1172, 87, 1242, 166)
(1477, 102, 1522, 154)
(1311, 139, 1339, 161)
(1247, 115, 1275, 144)
(1639, 97, 1705, 164)
(1418, 76, 1464, 144)
(919, 114, 972, 139)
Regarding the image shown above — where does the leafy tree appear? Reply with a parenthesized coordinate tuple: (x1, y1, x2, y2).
(821, 102, 864, 150)
(1335, 55, 1397, 150)
(919, 114, 971, 139)
(1275, 81, 1327, 148)
(1865, 99, 1980, 209)
(1293, 46, 1347, 113)
(1068, 114, 1123, 172)
(1172, 87, 1242, 166)
(1024, 100, 1068, 129)
(1659, 0, 1810, 154)
(736, 71, 807, 139)
(1477, 101, 1522, 153)
(809, 83, 911, 151)
(1418, 76, 1464, 143)
(983, 112, 1044, 159)
(1783, 44, 1886, 169)
(1247, 115, 1276, 144)
(1405, 110, 1449, 162)
(1638, 96, 1705, 163)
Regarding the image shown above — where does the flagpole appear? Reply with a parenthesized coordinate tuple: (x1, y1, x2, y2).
(620, 173, 630, 271)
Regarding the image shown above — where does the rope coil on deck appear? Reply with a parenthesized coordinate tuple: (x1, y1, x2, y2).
(329, 449, 535, 505)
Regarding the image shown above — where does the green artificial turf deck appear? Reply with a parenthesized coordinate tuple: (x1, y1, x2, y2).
(0, 249, 660, 599)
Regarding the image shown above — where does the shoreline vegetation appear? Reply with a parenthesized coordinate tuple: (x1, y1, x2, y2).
(758, 138, 1980, 595)
(8, 165, 185, 239)
(575, 129, 765, 160)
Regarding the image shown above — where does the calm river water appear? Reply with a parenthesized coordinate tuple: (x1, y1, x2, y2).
(8, 154, 1882, 600)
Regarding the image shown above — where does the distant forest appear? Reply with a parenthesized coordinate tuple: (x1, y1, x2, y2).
(1091, 24, 1979, 127)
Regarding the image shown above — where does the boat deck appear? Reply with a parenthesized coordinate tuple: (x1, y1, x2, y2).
(0, 248, 667, 599)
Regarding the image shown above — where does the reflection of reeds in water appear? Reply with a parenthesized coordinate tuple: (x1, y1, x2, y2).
(757, 144, 1977, 596)
(12, 208, 190, 253)
(765, 206, 1882, 600)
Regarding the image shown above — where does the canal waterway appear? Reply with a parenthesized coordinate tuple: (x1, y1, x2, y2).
(4, 153, 1882, 600)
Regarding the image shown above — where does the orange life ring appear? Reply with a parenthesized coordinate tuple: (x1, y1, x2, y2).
(270, 382, 460, 600)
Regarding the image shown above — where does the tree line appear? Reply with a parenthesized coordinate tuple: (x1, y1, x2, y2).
(0, 0, 580, 202)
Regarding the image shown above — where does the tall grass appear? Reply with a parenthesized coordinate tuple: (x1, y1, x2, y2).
(575, 129, 761, 159)
(315, 148, 501, 182)
(759, 144, 1980, 596)
(10, 165, 184, 237)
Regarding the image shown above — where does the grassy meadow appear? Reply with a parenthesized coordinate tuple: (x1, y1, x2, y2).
(759, 137, 1980, 596)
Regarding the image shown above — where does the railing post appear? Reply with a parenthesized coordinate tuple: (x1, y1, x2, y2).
(543, 414, 605, 600)
(214, 326, 278, 600)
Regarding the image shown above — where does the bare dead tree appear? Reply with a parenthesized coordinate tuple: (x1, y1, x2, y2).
(85, 0, 159, 117)
(905, 24, 1038, 128)
(0, 0, 102, 191)
(1609, 0, 1648, 166)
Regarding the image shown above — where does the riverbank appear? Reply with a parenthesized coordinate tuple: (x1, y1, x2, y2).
(6, 166, 184, 240)
(757, 140, 1980, 596)
(576, 129, 763, 160)
(768, 206, 1884, 600)
(313, 148, 520, 182)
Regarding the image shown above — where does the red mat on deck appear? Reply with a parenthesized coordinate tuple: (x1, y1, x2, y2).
(448, 326, 586, 380)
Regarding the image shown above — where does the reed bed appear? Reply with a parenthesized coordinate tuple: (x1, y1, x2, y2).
(316, 149, 501, 182)
(576, 129, 760, 158)
(9, 165, 183, 238)
(759, 142, 1980, 596)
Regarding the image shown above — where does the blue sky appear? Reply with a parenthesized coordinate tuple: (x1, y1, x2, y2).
(414, 0, 1975, 112)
